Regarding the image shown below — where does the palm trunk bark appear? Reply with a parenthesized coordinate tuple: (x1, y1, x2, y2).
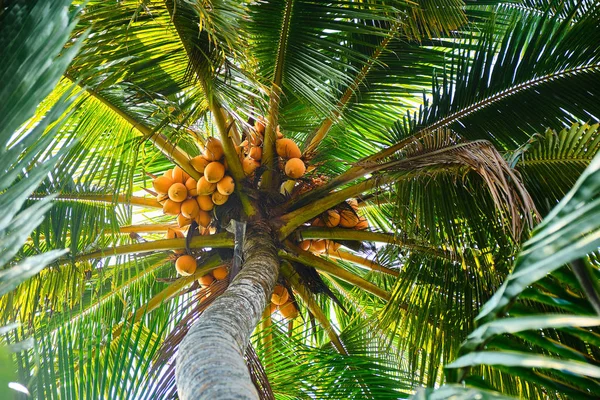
(175, 222, 279, 399)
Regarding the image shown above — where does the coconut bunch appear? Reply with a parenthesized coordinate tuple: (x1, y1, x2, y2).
(268, 284, 299, 320)
(299, 198, 369, 255)
(239, 119, 307, 190)
(197, 265, 229, 287)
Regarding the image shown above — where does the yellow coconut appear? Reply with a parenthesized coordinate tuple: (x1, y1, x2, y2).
(181, 198, 200, 219)
(166, 228, 185, 239)
(185, 177, 198, 197)
(324, 209, 340, 228)
(196, 195, 214, 211)
(212, 191, 229, 206)
(196, 210, 212, 228)
(163, 199, 181, 215)
(177, 213, 192, 228)
(176, 255, 197, 276)
(248, 146, 262, 160)
(197, 273, 214, 286)
(157, 193, 168, 205)
(153, 176, 173, 194)
(197, 176, 217, 195)
(212, 266, 229, 280)
(280, 301, 299, 320)
(190, 156, 210, 174)
(168, 182, 188, 202)
(355, 217, 369, 230)
(299, 240, 311, 251)
(339, 209, 359, 228)
(204, 161, 225, 183)
(271, 285, 290, 305)
(310, 239, 327, 254)
(284, 158, 306, 179)
(203, 137, 224, 161)
(242, 157, 260, 175)
(217, 175, 235, 196)
(276, 138, 301, 159)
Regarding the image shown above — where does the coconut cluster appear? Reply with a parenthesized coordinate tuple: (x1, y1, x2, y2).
(298, 198, 369, 254)
(268, 284, 298, 320)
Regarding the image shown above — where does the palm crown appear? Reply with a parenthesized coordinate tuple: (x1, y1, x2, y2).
(2, 0, 600, 399)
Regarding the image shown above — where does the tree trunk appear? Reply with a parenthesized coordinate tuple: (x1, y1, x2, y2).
(175, 222, 279, 399)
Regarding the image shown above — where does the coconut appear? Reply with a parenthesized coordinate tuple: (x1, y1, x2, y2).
(311, 218, 325, 227)
(190, 156, 210, 174)
(299, 240, 311, 251)
(212, 191, 229, 206)
(181, 198, 200, 219)
(276, 125, 284, 139)
(212, 266, 229, 280)
(270, 303, 278, 314)
(196, 195, 214, 211)
(166, 228, 185, 239)
(310, 239, 327, 254)
(185, 177, 198, 197)
(254, 118, 266, 135)
(271, 285, 290, 305)
(177, 213, 192, 228)
(347, 198, 359, 210)
(248, 146, 262, 160)
(197, 273, 214, 286)
(284, 158, 306, 179)
(242, 157, 260, 175)
(217, 175, 235, 196)
(171, 166, 185, 183)
(204, 161, 225, 183)
(153, 176, 173, 194)
(196, 210, 212, 228)
(157, 193, 168, 205)
(326, 240, 342, 253)
(276, 138, 301, 159)
(163, 199, 181, 215)
(203, 137, 224, 161)
(168, 182, 188, 202)
(197, 176, 217, 195)
(324, 210, 340, 228)
(355, 217, 369, 230)
(175, 255, 197, 276)
(339, 209, 359, 228)
(162, 169, 173, 179)
(280, 301, 299, 320)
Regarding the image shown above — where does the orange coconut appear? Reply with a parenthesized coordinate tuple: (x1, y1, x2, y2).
(185, 177, 198, 197)
(217, 175, 235, 196)
(197, 273, 214, 286)
(276, 138, 301, 159)
(311, 218, 325, 227)
(203, 137, 224, 161)
(212, 266, 229, 280)
(324, 209, 340, 228)
(248, 146, 262, 160)
(197, 176, 217, 195)
(163, 199, 181, 215)
(310, 239, 327, 254)
(168, 182, 188, 202)
(355, 217, 369, 230)
(271, 285, 290, 305)
(254, 118, 266, 135)
(242, 157, 260, 175)
(276, 125, 284, 139)
(196, 210, 212, 228)
(299, 240, 311, 251)
(339, 209, 359, 228)
(347, 198, 359, 210)
(177, 213, 192, 228)
(175, 255, 197, 276)
(162, 169, 173, 179)
(204, 161, 225, 183)
(181, 198, 200, 219)
(166, 228, 185, 239)
(196, 195, 214, 211)
(171, 166, 185, 183)
(212, 191, 229, 206)
(190, 156, 210, 174)
(270, 303, 278, 314)
(153, 176, 173, 194)
(280, 301, 299, 320)
(284, 158, 306, 179)
(326, 240, 342, 253)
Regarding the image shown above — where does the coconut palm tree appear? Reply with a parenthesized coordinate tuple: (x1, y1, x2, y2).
(2, 0, 600, 399)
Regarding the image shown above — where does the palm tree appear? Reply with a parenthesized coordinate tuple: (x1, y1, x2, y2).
(2, 0, 600, 399)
